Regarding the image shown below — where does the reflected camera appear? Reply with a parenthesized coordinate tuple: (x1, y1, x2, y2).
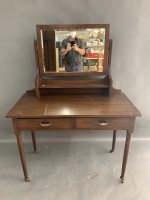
(70, 41, 75, 47)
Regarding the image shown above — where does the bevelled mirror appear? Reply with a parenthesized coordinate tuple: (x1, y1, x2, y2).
(36, 24, 109, 77)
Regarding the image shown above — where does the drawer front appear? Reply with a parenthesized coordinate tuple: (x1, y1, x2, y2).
(17, 118, 74, 130)
(76, 117, 134, 130)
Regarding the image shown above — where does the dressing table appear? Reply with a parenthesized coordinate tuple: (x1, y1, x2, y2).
(6, 24, 141, 183)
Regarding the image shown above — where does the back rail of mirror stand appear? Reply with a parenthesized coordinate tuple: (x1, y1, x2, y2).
(30, 39, 121, 98)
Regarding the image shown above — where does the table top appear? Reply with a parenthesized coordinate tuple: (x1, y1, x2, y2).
(6, 93, 141, 118)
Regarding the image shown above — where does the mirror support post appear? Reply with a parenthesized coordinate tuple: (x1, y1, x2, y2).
(34, 40, 41, 98)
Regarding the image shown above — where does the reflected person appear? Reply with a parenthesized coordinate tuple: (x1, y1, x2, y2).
(60, 30, 85, 72)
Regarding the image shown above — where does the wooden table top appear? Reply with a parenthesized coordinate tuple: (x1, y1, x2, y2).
(6, 93, 141, 118)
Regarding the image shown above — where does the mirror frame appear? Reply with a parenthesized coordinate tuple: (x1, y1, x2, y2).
(36, 24, 110, 77)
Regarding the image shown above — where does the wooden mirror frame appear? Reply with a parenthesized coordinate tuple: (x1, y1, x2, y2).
(36, 24, 110, 77)
(33, 24, 120, 98)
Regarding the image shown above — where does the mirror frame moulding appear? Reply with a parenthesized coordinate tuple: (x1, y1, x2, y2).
(36, 24, 110, 77)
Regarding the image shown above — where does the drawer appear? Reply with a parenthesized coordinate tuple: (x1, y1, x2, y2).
(17, 118, 74, 130)
(76, 117, 135, 130)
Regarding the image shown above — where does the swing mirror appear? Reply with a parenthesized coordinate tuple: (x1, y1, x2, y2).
(36, 24, 110, 77)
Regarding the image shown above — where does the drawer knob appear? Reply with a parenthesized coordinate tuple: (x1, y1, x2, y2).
(97, 121, 108, 126)
(40, 122, 51, 127)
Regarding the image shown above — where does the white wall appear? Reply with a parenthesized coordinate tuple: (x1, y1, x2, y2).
(0, 0, 149, 141)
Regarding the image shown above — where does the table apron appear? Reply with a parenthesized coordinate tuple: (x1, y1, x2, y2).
(16, 117, 135, 132)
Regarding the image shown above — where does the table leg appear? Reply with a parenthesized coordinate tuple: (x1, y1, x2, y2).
(110, 130, 117, 153)
(16, 133, 30, 182)
(12, 119, 30, 182)
(120, 130, 132, 183)
(31, 131, 37, 152)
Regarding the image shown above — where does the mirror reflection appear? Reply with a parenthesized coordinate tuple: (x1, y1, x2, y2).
(41, 28, 106, 73)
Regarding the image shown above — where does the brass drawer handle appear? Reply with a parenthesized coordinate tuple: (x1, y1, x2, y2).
(40, 122, 51, 127)
(97, 121, 108, 126)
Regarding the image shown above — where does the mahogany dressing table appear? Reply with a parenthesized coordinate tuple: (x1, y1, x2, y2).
(6, 24, 141, 183)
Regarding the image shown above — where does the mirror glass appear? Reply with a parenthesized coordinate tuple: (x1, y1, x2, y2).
(36, 24, 109, 76)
